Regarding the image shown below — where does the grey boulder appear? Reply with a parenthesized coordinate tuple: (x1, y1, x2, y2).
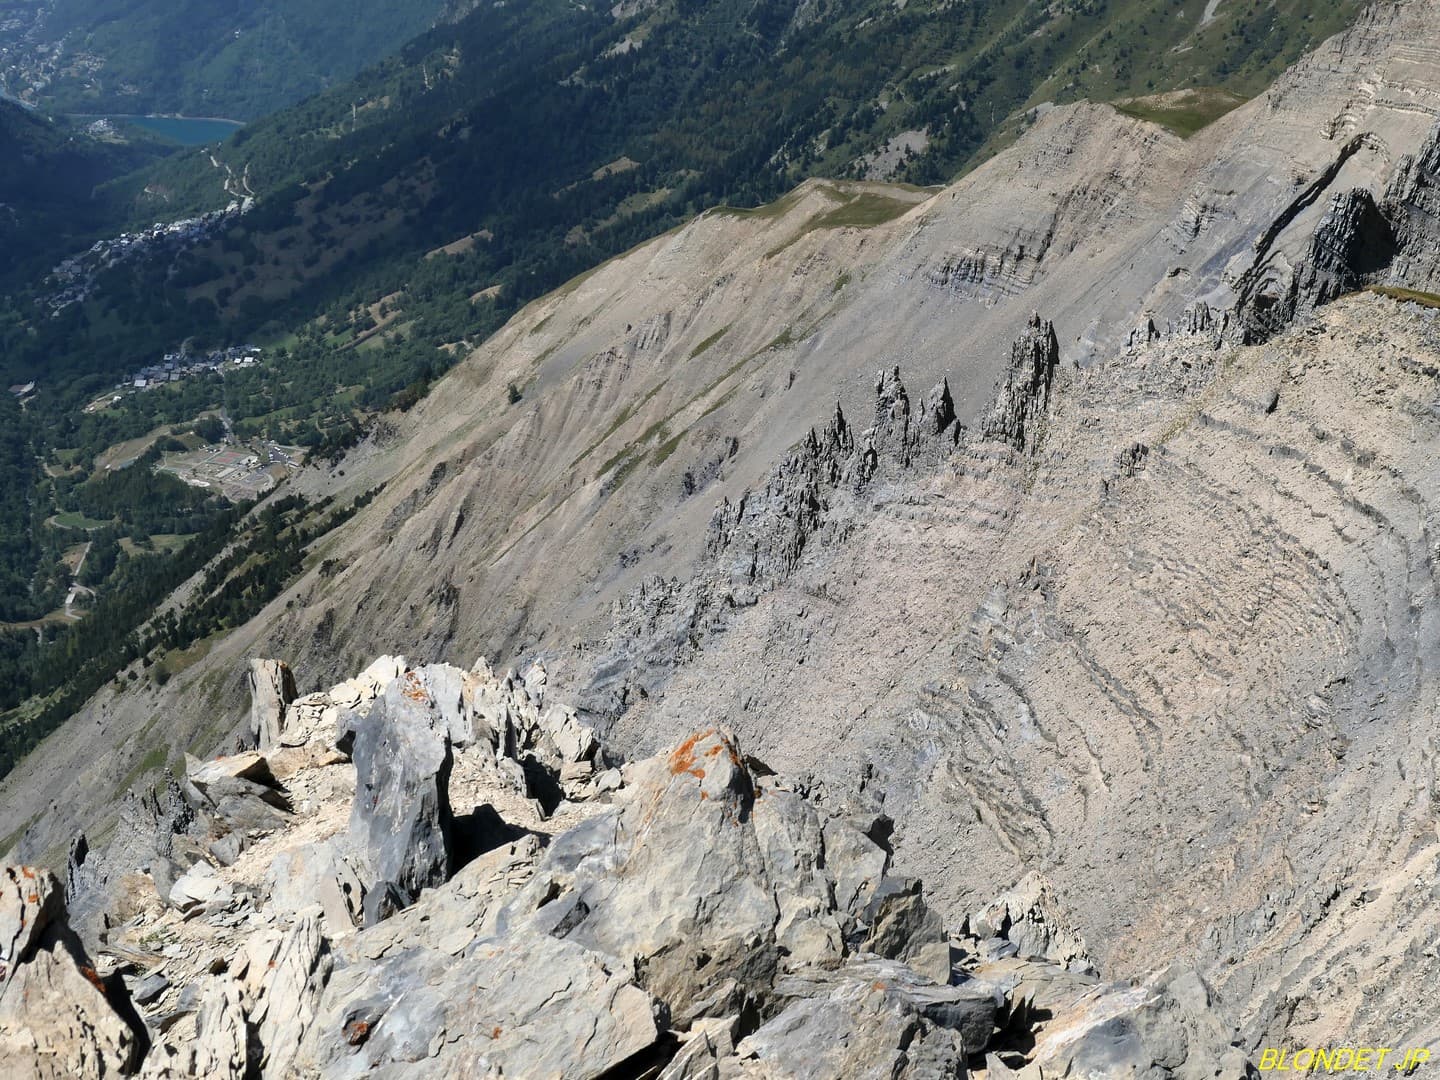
(733, 958, 991, 1079)
(346, 670, 455, 919)
(0, 865, 145, 1079)
(297, 928, 658, 1078)
(969, 871, 1092, 971)
(247, 658, 297, 751)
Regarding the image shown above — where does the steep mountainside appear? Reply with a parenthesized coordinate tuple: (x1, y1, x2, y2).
(0, 0, 447, 119)
(6, 0, 1440, 1064)
(0, 0, 1373, 773)
(0, 99, 167, 264)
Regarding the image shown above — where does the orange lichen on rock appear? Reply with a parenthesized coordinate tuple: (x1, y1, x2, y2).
(668, 729, 718, 779)
(704, 742, 742, 767)
(401, 671, 431, 704)
(79, 965, 109, 995)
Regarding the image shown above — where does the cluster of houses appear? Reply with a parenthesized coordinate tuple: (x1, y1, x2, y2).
(117, 345, 260, 392)
(44, 198, 253, 314)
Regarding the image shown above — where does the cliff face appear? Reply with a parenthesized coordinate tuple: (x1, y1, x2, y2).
(1234, 122, 1440, 338)
(6, 0, 1440, 1067)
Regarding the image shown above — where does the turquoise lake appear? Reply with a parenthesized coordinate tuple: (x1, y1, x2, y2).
(76, 115, 245, 146)
(123, 115, 244, 145)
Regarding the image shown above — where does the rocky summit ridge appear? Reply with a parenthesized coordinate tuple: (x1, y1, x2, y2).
(2, 655, 1251, 1078)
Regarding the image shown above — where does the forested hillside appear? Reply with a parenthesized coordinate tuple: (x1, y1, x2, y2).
(0, 0, 447, 119)
(0, 100, 169, 266)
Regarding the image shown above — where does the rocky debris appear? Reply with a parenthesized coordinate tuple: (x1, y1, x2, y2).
(534, 729, 850, 1017)
(280, 692, 341, 749)
(266, 844, 365, 930)
(330, 658, 602, 811)
(179, 751, 293, 869)
(189, 979, 249, 1079)
(659, 1016, 740, 1080)
(62, 776, 199, 938)
(167, 861, 233, 913)
(587, 356, 985, 721)
(281, 655, 412, 754)
(25, 655, 1257, 1078)
(346, 670, 455, 920)
(0, 866, 146, 1078)
(302, 926, 660, 1078)
(702, 362, 966, 597)
(823, 814, 890, 918)
(982, 312, 1061, 452)
(236, 913, 333, 1077)
(969, 871, 1092, 971)
(130, 970, 169, 1006)
(246, 658, 297, 751)
(345, 833, 543, 962)
(292, 725, 959, 1077)
(586, 313, 1066, 725)
(183, 752, 290, 821)
(328, 654, 407, 715)
(731, 959, 998, 1078)
(992, 964, 1254, 1080)
(858, 875, 950, 983)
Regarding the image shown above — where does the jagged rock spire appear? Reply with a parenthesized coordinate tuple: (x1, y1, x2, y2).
(920, 378, 956, 435)
(983, 312, 1060, 452)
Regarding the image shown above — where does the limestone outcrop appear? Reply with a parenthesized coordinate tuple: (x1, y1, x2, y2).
(246, 659, 297, 751)
(0, 865, 146, 1078)
(586, 316, 1062, 723)
(981, 312, 1061, 452)
(3, 655, 1255, 1078)
(1236, 121, 1440, 341)
(346, 670, 456, 920)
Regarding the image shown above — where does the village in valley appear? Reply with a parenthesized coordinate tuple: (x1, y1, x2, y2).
(80, 342, 306, 500)
(43, 198, 251, 315)
(119, 343, 258, 394)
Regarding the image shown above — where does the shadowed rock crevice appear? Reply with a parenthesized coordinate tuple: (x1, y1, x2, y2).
(1236, 122, 1440, 342)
